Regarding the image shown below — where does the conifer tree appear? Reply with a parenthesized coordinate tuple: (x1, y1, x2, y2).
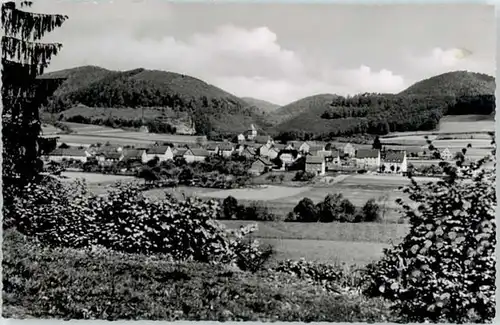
(1, 1, 67, 187)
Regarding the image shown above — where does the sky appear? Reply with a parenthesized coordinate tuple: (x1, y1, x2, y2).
(31, 0, 496, 106)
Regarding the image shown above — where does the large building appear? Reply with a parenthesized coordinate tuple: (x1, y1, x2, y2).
(381, 151, 407, 174)
(305, 155, 326, 176)
(355, 149, 381, 169)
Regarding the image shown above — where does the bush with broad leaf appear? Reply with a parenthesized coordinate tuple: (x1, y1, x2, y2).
(364, 138, 496, 323)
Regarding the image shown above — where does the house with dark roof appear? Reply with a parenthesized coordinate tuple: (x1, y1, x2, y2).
(218, 142, 235, 157)
(206, 143, 220, 156)
(249, 157, 274, 175)
(45, 148, 91, 163)
(381, 151, 407, 174)
(240, 146, 257, 159)
(144, 146, 173, 163)
(97, 151, 124, 166)
(355, 149, 381, 169)
(254, 135, 273, 146)
(122, 149, 146, 163)
(184, 148, 210, 163)
(305, 155, 326, 175)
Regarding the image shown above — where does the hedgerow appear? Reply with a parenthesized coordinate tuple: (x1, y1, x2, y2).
(364, 143, 496, 323)
(11, 178, 269, 269)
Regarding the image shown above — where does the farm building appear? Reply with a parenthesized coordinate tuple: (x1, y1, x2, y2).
(245, 124, 258, 140)
(218, 142, 235, 157)
(249, 157, 274, 175)
(143, 146, 174, 163)
(184, 148, 210, 163)
(343, 143, 356, 157)
(321, 150, 341, 165)
(45, 148, 92, 163)
(240, 146, 257, 159)
(440, 148, 453, 160)
(305, 155, 325, 175)
(355, 149, 381, 169)
(206, 143, 220, 156)
(122, 149, 146, 163)
(97, 152, 124, 167)
(381, 151, 407, 174)
(254, 135, 273, 146)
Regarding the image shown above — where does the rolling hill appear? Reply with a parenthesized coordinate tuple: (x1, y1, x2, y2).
(399, 70, 495, 97)
(270, 71, 495, 140)
(241, 97, 280, 115)
(41, 66, 270, 136)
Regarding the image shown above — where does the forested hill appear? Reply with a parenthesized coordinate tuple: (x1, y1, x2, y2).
(399, 71, 495, 97)
(271, 71, 495, 141)
(40, 66, 270, 136)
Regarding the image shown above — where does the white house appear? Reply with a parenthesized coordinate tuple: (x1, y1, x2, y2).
(246, 124, 258, 140)
(122, 149, 146, 163)
(45, 148, 92, 163)
(143, 146, 174, 163)
(355, 149, 381, 169)
(381, 151, 407, 174)
(343, 143, 356, 157)
(184, 148, 210, 163)
(236, 133, 246, 142)
(440, 147, 453, 161)
(267, 147, 280, 160)
(257, 143, 272, 157)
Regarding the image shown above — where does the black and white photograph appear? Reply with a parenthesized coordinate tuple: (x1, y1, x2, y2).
(1, 0, 497, 323)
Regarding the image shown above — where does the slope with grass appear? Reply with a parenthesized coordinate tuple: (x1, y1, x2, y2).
(242, 97, 281, 115)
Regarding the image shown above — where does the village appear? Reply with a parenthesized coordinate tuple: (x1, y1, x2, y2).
(41, 123, 459, 178)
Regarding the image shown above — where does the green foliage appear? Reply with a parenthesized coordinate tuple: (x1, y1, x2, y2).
(364, 147, 496, 322)
(2, 229, 392, 322)
(362, 198, 381, 222)
(293, 170, 315, 181)
(11, 179, 267, 267)
(290, 197, 319, 222)
(223, 196, 239, 219)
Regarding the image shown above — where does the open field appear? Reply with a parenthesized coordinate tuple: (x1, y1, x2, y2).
(221, 220, 408, 265)
(60, 171, 137, 184)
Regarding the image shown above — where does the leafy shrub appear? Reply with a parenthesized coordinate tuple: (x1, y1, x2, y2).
(2, 229, 392, 322)
(238, 201, 283, 222)
(290, 197, 319, 222)
(222, 196, 240, 219)
(361, 199, 381, 222)
(12, 180, 267, 267)
(293, 170, 315, 181)
(364, 154, 496, 323)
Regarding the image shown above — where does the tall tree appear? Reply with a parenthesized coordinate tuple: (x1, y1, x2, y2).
(1, 1, 67, 187)
(372, 136, 382, 150)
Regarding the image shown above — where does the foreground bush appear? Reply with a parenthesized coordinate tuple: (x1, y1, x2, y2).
(364, 154, 496, 323)
(2, 229, 392, 322)
(11, 179, 268, 268)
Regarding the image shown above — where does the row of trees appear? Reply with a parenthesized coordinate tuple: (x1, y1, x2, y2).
(64, 114, 178, 134)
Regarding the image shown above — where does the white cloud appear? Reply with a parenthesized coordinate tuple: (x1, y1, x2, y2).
(408, 47, 494, 76)
(48, 22, 407, 105)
